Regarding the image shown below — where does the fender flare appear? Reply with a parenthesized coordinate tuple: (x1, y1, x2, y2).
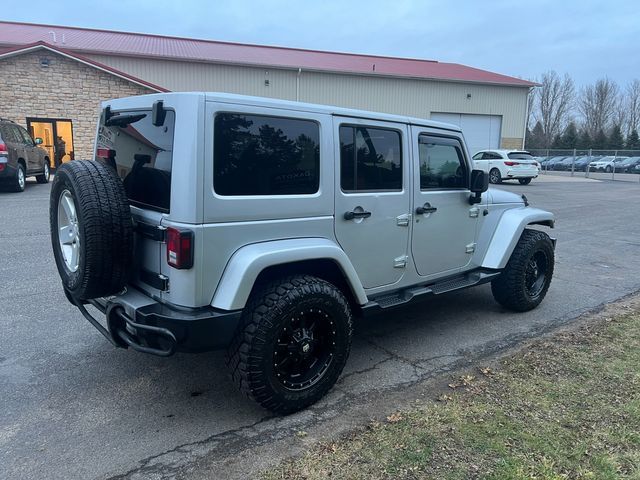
(211, 238, 368, 311)
(481, 207, 555, 270)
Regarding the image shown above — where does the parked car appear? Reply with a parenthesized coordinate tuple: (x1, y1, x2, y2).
(541, 156, 567, 170)
(472, 149, 539, 184)
(554, 156, 586, 171)
(49, 92, 556, 414)
(588, 156, 628, 172)
(573, 156, 595, 172)
(614, 156, 640, 173)
(0, 118, 50, 191)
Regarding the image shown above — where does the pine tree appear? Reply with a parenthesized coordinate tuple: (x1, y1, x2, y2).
(525, 121, 545, 149)
(559, 122, 578, 149)
(607, 125, 624, 150)
(593, 129, 608, 149)
(576, 129, 592, 150)
(626, 129, 640, 150)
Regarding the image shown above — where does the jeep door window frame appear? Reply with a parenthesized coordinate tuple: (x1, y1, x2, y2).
(417, 134, 469, 190)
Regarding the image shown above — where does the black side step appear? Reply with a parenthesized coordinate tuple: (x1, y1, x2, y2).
(362, 270, 500, 314)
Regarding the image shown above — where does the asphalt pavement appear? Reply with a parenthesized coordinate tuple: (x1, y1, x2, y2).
(1, 175, 639, 479)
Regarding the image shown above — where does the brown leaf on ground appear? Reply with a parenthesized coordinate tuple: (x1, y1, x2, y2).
(386, 412, 403, 423)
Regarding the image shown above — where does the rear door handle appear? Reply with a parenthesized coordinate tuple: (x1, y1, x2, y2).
(416, 204, 437, 215)
(344, 210, 372, 220)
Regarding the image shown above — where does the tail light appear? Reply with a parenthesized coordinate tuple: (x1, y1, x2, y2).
(504, 161, 520, 166)
(166, 227, 194, 269)
(96, 148, 115, 159)
(0, 143, 7, 154)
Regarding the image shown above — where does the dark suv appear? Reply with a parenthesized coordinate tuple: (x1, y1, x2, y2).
(0, 119, 50, 192)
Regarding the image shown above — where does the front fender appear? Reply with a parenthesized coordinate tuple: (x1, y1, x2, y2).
(211, 238, 368, 311)
(480, 207, 555, 269)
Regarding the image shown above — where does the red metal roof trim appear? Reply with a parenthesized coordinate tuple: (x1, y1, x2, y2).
(0, 40, 169, 92)
(0, 21, 536, 87)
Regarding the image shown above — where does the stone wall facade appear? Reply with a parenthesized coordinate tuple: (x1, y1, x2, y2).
(0, 50, 151, 160)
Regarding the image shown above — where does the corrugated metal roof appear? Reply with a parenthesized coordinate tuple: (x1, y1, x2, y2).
(0, 21, 535, 87)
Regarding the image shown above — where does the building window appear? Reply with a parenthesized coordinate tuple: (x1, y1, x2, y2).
(214, 113, 320, 196)
(340, 125, 402, 192)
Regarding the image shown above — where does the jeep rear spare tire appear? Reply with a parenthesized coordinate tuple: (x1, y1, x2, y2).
(50, 160, 133, 300)
(226, 275, 353, 414)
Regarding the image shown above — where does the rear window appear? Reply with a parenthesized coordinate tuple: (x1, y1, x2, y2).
(96, 109, 175, 212)
(507, 152, 534, 160)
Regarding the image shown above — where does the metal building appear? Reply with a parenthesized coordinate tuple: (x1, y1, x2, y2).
(0, 21, 534, 162)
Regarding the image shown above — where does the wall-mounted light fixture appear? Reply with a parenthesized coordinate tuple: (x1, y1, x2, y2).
(466, 93, 472, 99)
(40, 58, 50, 68)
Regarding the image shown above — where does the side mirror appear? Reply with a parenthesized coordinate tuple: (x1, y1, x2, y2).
(469, 169, 488, 204)
(152, 100, 167, 127)
(35, 137, 43, 145)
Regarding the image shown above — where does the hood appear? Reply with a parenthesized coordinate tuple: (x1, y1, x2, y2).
(488, 188, 525, 205)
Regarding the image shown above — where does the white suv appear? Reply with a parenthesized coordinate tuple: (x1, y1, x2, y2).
(49, 93, 555, 413)
(473, 149, 539, 185)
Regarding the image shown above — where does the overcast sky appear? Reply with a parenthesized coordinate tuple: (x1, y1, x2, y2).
(5, 0, 639, 86)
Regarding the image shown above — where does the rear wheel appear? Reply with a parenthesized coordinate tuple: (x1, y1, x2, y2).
(491, 229, 554, 312)
(11, 163, 26, 192)
(226, 275, 353, 414)
(36, 161, 50, 184)
(518, 178, 532, 185)
(605, 165, 612, 173)
(489, 168, 502, 184)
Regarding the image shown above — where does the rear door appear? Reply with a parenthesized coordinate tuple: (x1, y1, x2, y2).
(15, 125, 40, 172)
(333, 117, 411, 289)
(4, 125, 27, 168)
(96, 108, 176, 298)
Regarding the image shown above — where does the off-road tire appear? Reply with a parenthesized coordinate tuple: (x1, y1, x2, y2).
(12, 162, 26, 192)
(50, 160, 133, 300)
(489, 168, 502, 184)
(226, 275, 353, 414)
(518, 178, 532, 185)
(491, 229, 554, 312)
(36, 161, 50, 184)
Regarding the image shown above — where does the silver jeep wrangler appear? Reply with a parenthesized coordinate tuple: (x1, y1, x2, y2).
(50, 92, 555, 414)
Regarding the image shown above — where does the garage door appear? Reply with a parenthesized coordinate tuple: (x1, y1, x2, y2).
(430, 113, 502, 157)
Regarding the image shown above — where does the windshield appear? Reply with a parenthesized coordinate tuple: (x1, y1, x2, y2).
(507, 152, 534, 160)
(96, 109, 175, 212)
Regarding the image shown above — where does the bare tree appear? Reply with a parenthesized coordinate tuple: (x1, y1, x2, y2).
(578, 78, 619, 137)
(531, 71, 574, 147)
(622, 79, 640, 136)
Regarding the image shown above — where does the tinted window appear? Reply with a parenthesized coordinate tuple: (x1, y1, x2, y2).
(16, 126, 34, 145)
(340, 126, 402, 191)
(472, 152, 484, 160)
(214, 113, 320, 196)
(96, 109, 175, 212)
(0, 124, 19, 143)
(419, 136, 467, 189)
(507, 152, 534, 160)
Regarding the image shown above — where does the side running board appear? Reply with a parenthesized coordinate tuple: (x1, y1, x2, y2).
(363, 270, 500, 313)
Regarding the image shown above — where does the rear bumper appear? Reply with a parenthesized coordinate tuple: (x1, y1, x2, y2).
(0, 158, 16, 179)
(505, 168, 538, 179)
(69, 286, 241, 356)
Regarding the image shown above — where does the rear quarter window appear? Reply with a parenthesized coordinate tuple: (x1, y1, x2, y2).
(213, 113, 320, 196)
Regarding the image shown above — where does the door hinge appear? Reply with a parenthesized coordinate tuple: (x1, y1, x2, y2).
(394, 255, 408, 268)
(465, 243, 476, 253)
(396, 213, 411, 226)
(469, 207, 480, 218)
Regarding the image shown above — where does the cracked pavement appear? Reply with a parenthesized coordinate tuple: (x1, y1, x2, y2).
(1, 175, 639, 479)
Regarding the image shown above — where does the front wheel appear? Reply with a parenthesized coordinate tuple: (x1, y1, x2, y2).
(491, 229, 554, 312)
(226, 275, 353, 414)
(36, 161, 50, 184)
(518, 178, 532, 185)
(489, 168, 502, 184)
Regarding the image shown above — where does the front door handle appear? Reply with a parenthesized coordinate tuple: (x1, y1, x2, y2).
(416, 204, 437, 215)
(344, 210, 372, 220)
